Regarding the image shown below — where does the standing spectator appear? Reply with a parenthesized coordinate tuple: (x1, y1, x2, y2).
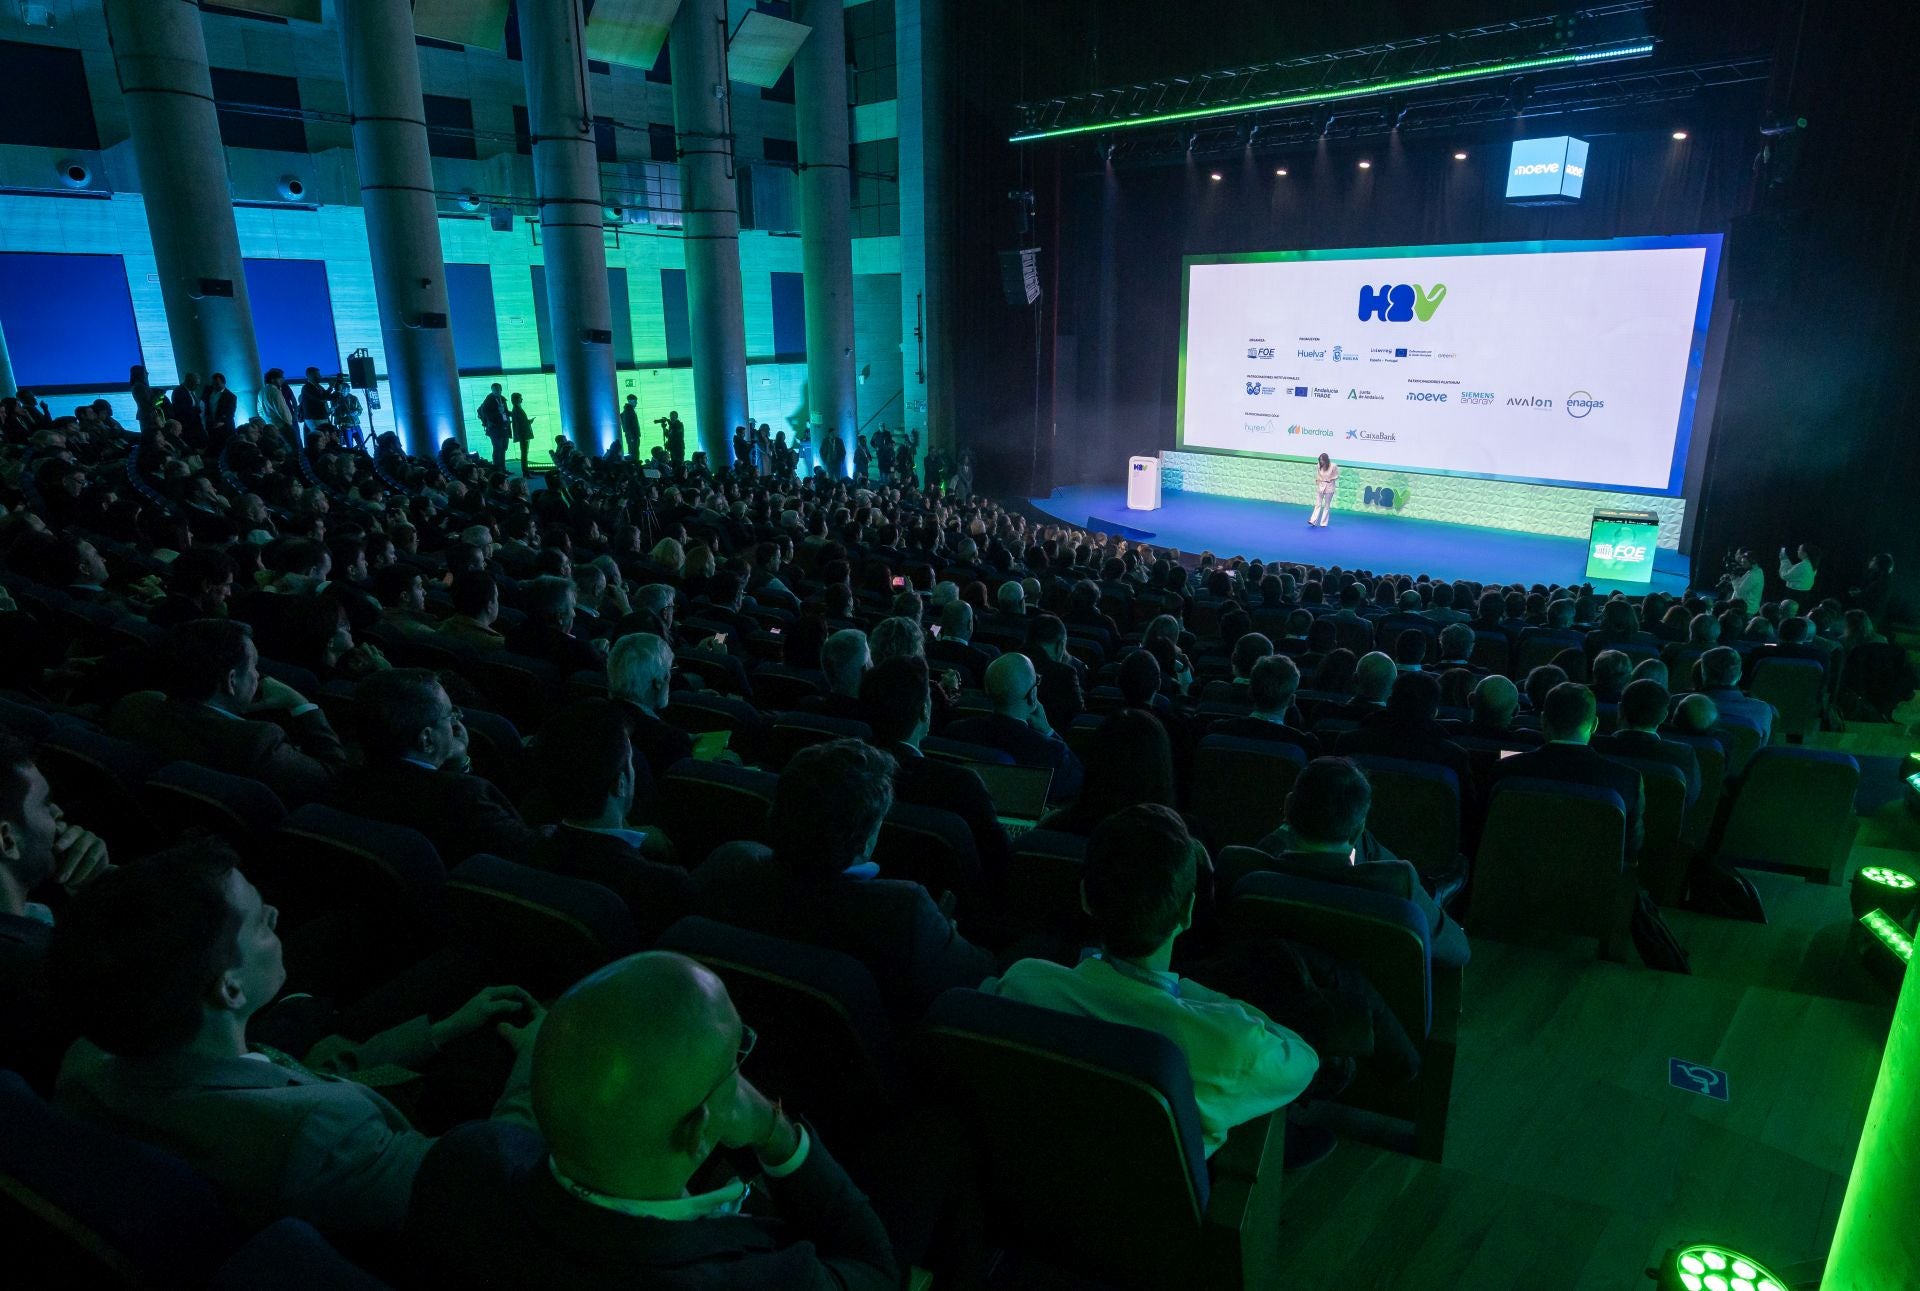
(510, 392, 535, 476)
(478, 383, 510, 472)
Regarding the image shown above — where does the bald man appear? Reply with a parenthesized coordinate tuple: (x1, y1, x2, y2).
(1444, 674, 1544, 747)
(407, 952, 898, 1289)
(945, 652, 1083, 804)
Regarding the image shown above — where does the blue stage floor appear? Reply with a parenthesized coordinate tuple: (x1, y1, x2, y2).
(1023, 483, 1691, 593)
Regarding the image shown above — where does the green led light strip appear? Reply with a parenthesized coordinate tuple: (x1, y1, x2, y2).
(1861, 909, 1916, 963)
(1009, 42, 1656, 143)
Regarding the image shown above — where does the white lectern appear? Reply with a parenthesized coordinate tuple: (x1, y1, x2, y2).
(1126, 455, 1162, 511)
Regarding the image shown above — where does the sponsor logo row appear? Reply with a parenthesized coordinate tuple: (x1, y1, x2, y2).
(1242, 382, 1603, 417)
(1237, 423, 1405, 445)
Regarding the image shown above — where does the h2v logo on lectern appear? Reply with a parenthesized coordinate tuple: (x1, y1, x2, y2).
(1358, 283, 1447, 323)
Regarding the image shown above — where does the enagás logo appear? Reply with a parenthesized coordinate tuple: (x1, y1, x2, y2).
(1404, 391, 1448, 403)
(1507, 395, 1555, 409)
(1460, 391, 1495, 406)
(1566, 390, 1606, 418)
(1358, 283, 1447, 322)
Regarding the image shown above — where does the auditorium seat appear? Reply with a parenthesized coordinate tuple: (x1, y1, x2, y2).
(207, 1219, 391, 1291)
(1006, 828, 1089, 942)
(467, 655, 561, 734)
(661, 690, 765, 763)
(876, 800, 980, 906)
(1606, 757, 1691, 904)
(1471, 779, 1634, 958)
(1712, 720, 1766, 779)
(1347, 754, 1463, 876)
(1748, 656, 1825, 740)
(767, 711, 873, 770)
(746, 661, 827, 709)
(35, 726, 166, 856)
(921, 733, 1017, 766)
(458, 706, 530, 795)
(1226, 870, 1456, 1161)
(444, 854, 640, 996)
(1190, 734, 1306, 848)
(1711, 746, 1860, 885)
(659, 916, 898, 1151)
(922, 989, 1285, 1291)
(1469, 631, 1510, 675)
(268, 805, 447, 994)
(653, 759, 777, 866)
(1668, 730, 1729, 850)
(142, 761, 287, 844)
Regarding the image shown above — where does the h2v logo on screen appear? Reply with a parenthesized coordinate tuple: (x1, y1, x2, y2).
(1358, 283, 1447, 323)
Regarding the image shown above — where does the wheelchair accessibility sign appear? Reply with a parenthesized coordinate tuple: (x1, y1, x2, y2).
(1668, 1058, 1730, 1101)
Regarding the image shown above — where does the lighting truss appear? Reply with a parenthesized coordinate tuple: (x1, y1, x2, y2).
(1011, 2, 1660, 142)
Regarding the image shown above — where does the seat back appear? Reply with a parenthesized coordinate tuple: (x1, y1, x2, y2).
(1470, 631, 1510, 675)
(1714, 746, 1860, 884)
(142, 762, 288, 842)
(468, 656, 561, 734)
(208, 1219, 391, 1291)
(875, 801, 978, 902)
(445, 855, 641, 995)
(660, 917, 895, 1147)
(1669, 732, 1727, 849)
(269, 804, 446, 927)
(459, 706, 528, 794)
(921, 734, 1016, 766)
(1712, 720, 1764, 777)
(1226, 871, 1432, 1038)
(0, 1070, 241, 1287)
(654, 760, 777, 865)
(1472, 779, 1631, 945)
(1349, 755, 1462, 872)
(1515, 634, 1568, 676)
(921, 989, 1213, 1290)
(36, 728, 166, 855)
(751, 664, 827, 712)
(1333, 618, 1374, 654)
(1606, 757, 1691, 904)
(1191, 735, 1306, 847)
(660, 691, 764, 763)
(767, 711, 873, 770)
(1006, 828, 1089, 938)
(1749, 657, 1824, 739)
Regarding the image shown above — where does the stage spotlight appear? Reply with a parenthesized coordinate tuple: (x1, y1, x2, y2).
(1357, 159, 1372, 169)
(1672, 130, 1689, 140)
(1654, 1243, 1787, 1291)
(1209, 171, 1222, 181)
(1274, 167, 1288, 176)
(1453, 151, 1468, 160)
(1851, 864, 1920, 921)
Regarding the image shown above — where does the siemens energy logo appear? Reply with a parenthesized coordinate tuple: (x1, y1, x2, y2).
(1358, 283, 1446, 322)
(1566, 390, 1606, 418)
(1460, 390, 1495, 406)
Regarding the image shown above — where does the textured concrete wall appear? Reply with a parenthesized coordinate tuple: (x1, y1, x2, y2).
(1162, 450, 1686, 549)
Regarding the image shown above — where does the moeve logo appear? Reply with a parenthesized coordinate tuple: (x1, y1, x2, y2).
(1512, 161, 1562, 176)
(1405, 391, 1448, 403)
(1247, 345, 1275, 359)
(1296, 348, 1326, 360)
(1507, 395, 1555, 409)
(1566, 390, 1606, 418)
(1593, 542, 1647, 562)
(1358, 283, 1447, 322)
(1461, 391, 1495, 405)
(1246, 380, 1276, 396)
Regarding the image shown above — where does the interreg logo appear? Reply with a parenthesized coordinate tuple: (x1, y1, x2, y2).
(1404, 391, 1448, 403)
(1357, 283, 1447, 322)
(1247, 345, 1275, 360)
(1566, 390, 1606, 418)
(1460, 390, 1495, 405)
(1286, 424, 1335, 438)
(1592, 542, 1647, 562)
(1246, 380, 1276, 396)
(1506, 395, 1555, 409)
(1296, 348, 1326, 360)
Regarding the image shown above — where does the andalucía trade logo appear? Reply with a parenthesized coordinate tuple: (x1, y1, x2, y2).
(1358, 283, 1447, 322)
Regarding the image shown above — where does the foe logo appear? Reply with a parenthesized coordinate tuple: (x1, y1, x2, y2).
(1358, 283, 1447, 322)
(1593, 543, 1647, 562)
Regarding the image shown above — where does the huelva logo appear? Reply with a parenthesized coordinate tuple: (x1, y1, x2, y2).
(1358, 283, 1447, 322)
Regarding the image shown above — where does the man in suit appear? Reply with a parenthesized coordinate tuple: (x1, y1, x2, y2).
(1208, 654, 1321, 757)
(863, 656, 1010, 916)
(619, 394, 642, 460)
(479, 383, 510, 472)
(51, 839, 541, 1236)
(1328, 650, 1397, 723)
(1027, 612, 1087, 732)
(1254, 756, 1470, 969)
(797, 628, 872, 724)
(145, 547, 237, 628)
(109, 619, 346, 806)
(1, 735, 114, 1093)
(531, 700, 688, 941)
(927, 600, 999, 682)
(437, 569, 509, 653)
(1488, 682, 1645, 858)
(405, 951, 898, 1289)
(169, 373, 206, 443)
(1442, 675, 1544, 747)
(608, 632, 694, 796)
(1697, 646, 1776, 750)
(1432, 623, 1484, 676)
(946, 653, 1084, 805)
(506, 575, 605, 675)
(688, 739, 994, 1020)
(1334, 671, 1475, 791)
(1594, 679, 1699, 806)
(204, 372, 238, 441)
(329, 668, 542, 863)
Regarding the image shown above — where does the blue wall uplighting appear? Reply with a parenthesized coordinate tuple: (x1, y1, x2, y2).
(0, 251, 144, 389)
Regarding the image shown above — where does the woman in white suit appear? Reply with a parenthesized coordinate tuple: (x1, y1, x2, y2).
(1309, 453, 1339, 528)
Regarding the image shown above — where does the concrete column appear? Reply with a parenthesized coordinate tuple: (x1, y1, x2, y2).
(518, 0, 617, 454)
(104, 0, 261, 415)
(0, 320, 16, 400)
(793, 0, 856, 470)
(670, 0, 749, 466)
(337, 0, 464, 456)
(895, 0, 930, 463)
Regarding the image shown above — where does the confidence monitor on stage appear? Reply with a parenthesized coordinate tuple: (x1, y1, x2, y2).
(1175, 235, 1723, 497)
(1586, 510, 1660, 586)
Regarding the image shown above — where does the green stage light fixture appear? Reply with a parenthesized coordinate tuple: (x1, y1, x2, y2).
(1851, 865, 1920, 920)
(1657, 1244, 1787, 1291)
(1009, 42, 1656, 143)
(1861, 909, 1915, 964)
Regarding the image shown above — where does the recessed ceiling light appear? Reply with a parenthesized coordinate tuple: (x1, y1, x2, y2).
(1275, 167, 1288, 176)
(1209, 171, 1222, 181)
(1453, 151, 1468, 160)
(1672, 130, 1688, 140)
(1357, 160, 1372, 169)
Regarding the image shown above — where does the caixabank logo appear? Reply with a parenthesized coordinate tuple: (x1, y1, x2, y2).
(1358, 283, 1447, 323)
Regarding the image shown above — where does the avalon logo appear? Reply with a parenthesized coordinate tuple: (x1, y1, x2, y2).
(1404, 391, 1448, 403)
(1566, 390, 1606, 418)
(1358, 283, 1447, 322)
(1507, 395, 1555, 409)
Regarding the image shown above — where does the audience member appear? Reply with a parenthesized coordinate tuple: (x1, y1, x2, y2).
(1594, 679, 1700, 804)
(946, 653, 1084, 804)
(607, 632, 695, 789)
(800, 627, 872, 723)
(1488, 682, 1645, 857)
(1207, 654, 1320, 756)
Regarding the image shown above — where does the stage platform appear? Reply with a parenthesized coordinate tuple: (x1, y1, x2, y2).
(1021, 482, 1692, 593)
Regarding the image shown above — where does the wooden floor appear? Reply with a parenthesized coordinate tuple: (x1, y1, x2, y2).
(1277, 708, 1920, 1289)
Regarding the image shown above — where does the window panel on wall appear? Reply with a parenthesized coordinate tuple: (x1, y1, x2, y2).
(530, 265, 554, 368)
(0, 41, 99, 150)
(242, 259, 340, 376)
(771, 272, 806, 362)
(850, 138, 899, 238)
(210, 68, 306, 152)
(645, 44, 672, 84)
(0, 253, 142, 389)
(423, 94, 478, 161)
(661, 269, 691, 366)
(648, 123, 677, 164)
(446, 263, 503, 374)
(594, 116, 618, 164)
(847, 0, 898, 106)
(512, 104, 532, 156)
(608, 268, 635, 367)
(763, 136, 797, 165)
